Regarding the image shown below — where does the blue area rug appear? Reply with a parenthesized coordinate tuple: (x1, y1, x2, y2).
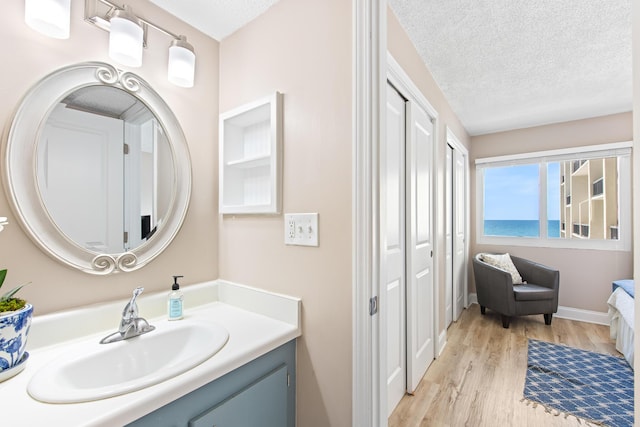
(523, 339, 634, 427)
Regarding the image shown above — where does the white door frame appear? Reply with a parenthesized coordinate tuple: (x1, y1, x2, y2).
(352, 0, 386, 425)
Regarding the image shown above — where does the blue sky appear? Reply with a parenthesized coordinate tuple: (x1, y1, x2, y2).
(484, 163, 560, 221)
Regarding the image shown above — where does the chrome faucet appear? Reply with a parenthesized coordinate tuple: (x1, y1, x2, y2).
(100, 287, 155, 344)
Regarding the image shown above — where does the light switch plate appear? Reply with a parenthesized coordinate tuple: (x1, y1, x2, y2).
(284, 213, 319, 246)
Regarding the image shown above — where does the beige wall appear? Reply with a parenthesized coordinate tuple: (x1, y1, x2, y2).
(218, 0, 352, 426)
(470, 112, 634, 312)
(387, 9, 471, 338)
(0, 0, 219, 314)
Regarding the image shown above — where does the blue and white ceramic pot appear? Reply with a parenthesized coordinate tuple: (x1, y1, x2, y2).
(0, 304, 32, 371)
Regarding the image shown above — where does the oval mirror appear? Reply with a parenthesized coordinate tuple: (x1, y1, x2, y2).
(2, 62, 191, 274)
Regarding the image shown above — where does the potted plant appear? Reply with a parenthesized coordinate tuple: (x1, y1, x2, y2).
(0, 216, 32, 376)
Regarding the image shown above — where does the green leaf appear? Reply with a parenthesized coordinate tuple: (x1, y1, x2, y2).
(1, 283, 28, 301)
(0, 269, 6, 289)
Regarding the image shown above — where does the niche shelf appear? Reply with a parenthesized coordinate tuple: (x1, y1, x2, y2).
(219, 92, 283, 214)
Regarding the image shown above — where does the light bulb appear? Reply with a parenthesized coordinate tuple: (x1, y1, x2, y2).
(168, 36, 196, 88)
(25, 0, 71, 39)
(108, 7, 143, 67)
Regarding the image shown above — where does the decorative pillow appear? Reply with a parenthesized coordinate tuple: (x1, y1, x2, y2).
(480, 253, 524, 284)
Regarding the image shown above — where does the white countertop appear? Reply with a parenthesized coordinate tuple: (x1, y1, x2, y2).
(0, 280, 301, 426)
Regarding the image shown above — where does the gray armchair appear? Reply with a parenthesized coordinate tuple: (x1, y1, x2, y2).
(472, 253, 559, 328)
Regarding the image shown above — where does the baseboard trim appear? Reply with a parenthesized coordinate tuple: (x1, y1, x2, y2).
(468, 293, 478, 306)
(555, 306, 609, 326)
(437, 329, 447, 357)
(466, 293, 608, 326)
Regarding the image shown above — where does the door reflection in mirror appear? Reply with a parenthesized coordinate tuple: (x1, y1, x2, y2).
(37, 85, 174, 254)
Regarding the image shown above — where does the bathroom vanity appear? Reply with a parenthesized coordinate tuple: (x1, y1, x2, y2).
(0, 281, 300, 426)
(0, 62, 302, 426)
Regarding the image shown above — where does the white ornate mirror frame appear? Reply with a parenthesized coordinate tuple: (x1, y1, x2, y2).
(2, 62, 192, 274)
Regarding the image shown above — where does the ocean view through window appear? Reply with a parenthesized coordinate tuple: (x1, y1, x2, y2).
(476, 142, 632, 251)
(482, 164, 540, 237)
(484, 220, 561, 238)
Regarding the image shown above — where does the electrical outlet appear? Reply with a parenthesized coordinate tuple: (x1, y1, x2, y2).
(287, 217, 295, 239)
(284, 213, 319, 246)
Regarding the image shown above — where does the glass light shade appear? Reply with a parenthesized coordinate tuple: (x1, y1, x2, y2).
(168, 37, 196, 88)
(25, 0, 71, 39)
(109, 10, 143, 68)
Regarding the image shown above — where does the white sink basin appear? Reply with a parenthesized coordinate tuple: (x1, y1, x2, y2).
(27, 319, 229, 403)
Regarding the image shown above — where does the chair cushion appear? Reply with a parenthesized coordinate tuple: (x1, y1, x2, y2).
(479, 253, 524, 284)
(513, 283, 555, 301)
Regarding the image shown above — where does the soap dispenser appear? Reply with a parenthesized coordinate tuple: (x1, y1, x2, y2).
(168, 275, 184, 320)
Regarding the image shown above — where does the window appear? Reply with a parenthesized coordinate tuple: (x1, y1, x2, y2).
(476, 142, 632, 250)
(483, 164, 540, 237)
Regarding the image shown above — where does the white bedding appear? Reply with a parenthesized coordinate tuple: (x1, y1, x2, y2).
(607, 287, 634, 368)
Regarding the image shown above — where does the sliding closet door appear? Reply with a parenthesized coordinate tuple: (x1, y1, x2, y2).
(384, 83, 407, 414)
(453, 147, 466, 320)
(405, 101, 435, 393)
(445, 144, 453, 327)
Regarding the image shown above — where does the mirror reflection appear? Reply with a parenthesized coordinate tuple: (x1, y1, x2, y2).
(36, 86, 174, 254)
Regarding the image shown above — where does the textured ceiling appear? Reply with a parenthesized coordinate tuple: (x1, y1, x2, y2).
(151, 1, 632, 137)
(149, 0, 280, 41)
(62, 86, 140, 118)
(389, 0, 633, 135)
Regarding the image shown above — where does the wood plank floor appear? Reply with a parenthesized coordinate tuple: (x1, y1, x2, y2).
(388, 305, 620, 427)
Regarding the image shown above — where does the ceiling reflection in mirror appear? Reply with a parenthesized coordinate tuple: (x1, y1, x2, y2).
(36, 86, 174, 254)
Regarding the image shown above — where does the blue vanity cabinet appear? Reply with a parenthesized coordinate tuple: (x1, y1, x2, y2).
(126, 340, 295, 427)
(189, 365, 288, 427)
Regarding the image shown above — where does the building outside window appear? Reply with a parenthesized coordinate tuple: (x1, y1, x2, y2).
(476, 142, 632, 251)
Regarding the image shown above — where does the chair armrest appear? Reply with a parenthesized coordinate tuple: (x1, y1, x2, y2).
(511, 256, 559, 291)
(472, 256, 516, 314)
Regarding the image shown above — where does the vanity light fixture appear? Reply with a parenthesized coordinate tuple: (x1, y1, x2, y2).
(108, 6, 143, 67)
(167, 36, 196, 88)
(84, 0, 196, 87)
(25, 0, 71, 39)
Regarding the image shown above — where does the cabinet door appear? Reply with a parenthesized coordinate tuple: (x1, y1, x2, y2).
(189, 365, 288, 427)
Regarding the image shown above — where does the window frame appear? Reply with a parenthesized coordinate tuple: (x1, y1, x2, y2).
(475, 141, 632, 251)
